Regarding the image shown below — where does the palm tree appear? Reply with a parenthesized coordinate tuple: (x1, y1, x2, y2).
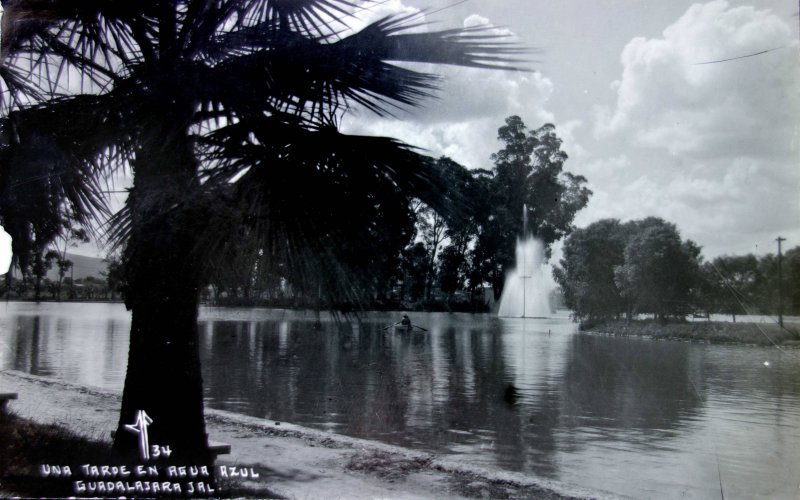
(0, 0, 523, 469)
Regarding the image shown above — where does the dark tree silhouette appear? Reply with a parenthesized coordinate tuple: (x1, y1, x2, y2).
(554, 218, 629, 322)
(0, 0, 524, 473)
(475, 116, 590, 298)
(556, 217, 702, 322)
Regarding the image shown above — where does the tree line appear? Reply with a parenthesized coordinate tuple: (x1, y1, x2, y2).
(0, 0, 541, 468)
(3, 253, 125, 302)
(207, 116, 590, 311)
(6, 115, 592, 313)
(555, 217, 799, 323)
(6, 115, 590, 313)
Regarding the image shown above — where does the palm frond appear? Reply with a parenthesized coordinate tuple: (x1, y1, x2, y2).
(341, 14, 528, 68)
(198, 12, 527, 120)
(0, 63, 40, 111)
(192, 116, 462, 305)
(2, 0, 157, 95)
(0, 1, 532, 308)
(0, 93, 134, 267)
(247, 0, 359, 35)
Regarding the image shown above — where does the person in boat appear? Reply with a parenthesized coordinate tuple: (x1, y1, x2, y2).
(400, 314, 412, 328)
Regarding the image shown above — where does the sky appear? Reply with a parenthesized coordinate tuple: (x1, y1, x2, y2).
(1, 0, 797, 264)
(340, 0, 800, 260)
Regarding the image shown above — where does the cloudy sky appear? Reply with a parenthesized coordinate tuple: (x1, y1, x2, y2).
(341, 0, 800, 260)
(9, 0, 794, 263)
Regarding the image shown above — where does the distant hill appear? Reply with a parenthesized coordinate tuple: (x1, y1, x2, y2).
(46, 253, 107, 281)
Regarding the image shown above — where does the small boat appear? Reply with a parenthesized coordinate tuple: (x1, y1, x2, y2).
(394, 324, 414, 333)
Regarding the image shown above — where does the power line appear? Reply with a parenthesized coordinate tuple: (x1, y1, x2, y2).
(708, 259, 799, 360)
(692, 46, 785, 65)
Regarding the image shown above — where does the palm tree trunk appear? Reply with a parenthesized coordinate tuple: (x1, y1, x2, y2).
(112, 112, 214, 479)
(112, 214, 212, 467)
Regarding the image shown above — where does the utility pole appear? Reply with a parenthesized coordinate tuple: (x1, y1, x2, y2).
(776, 236, 785, 328)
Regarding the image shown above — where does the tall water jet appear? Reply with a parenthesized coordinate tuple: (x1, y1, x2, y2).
(497, 206, 556, 318)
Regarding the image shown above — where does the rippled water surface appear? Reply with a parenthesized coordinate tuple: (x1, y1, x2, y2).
(2, 301, 800, 499)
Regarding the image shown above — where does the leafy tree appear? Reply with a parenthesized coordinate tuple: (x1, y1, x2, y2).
(403, 157, 487, 307)
(748, 254, 774, 314)
(0, 0, 521, 469)
(49, 219, 89, 300)
(786, 246, 800, 315)
(437, 245, 464, 299)
(491, 117, 591, 246)
(414, 203, 446, 300)
(437, 158, 489, 303)
(705, 254, 760, 321)
(102, 253, 126, 300)
(554, 219, 629, 322)
(401, 241, 429, 303)
(475, 116, 591, 297)
(556, 217, 702, 322)
(53, 256, 72, 298)
(751, 250, 797, 316)
(27, 247, 57, 302)
(613, 218, 701, 320)
(693, 262, 719, 318)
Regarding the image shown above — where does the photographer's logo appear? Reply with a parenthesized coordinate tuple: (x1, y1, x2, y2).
(124, 410, 153, 461)
(124, 410, 171, 461)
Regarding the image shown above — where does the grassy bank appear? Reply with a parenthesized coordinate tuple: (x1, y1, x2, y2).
(0, 411, 114, 498)
(580, 319, 800, 346)
(0, 411, 278, 499)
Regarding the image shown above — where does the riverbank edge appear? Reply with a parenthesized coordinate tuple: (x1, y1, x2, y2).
(0, 370, 618, 500)
(0, 297, 492, 313)
(580, 319, 800, 346)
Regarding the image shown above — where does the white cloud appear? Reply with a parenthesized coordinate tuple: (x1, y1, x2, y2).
(594, 0, 798, 160)
(553, 119, 587, 161)
(341, 55, 555, 168)
(584, 0, 800, 258)
(340, 0, 421, 34)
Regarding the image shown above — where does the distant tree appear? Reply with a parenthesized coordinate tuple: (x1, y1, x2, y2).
(786, 246, 800, 315)
(705, 254, 760, 321)
(453, 168, 497, 300)
(437, 245, 464, 299)
(491, 117, 591, 247)
(614, 218, 701, 320)
(475, 117, 591, 298)
(433, 158, 484, 301)
(414, 204, 446, 300)
(749, 249, 800, 317)
(400, 157, 490, 306)
(48, 213, 90, 300)
(369, 202, 417, 305)
(753, 254, 779, 314)
(693, 262, 719, 318)
(468, 223, 506, 299)
(0, 0, 522, 469)
(102, 254, 126, 300)
(53, 257, 72, 298)
(554, 219, 629, 322)
(401, 242, 429, 303)
(556, 217, 702, 322)
(27, 247, 58, 302)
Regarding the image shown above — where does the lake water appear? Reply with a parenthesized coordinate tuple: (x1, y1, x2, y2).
(2, 301, 799, 499)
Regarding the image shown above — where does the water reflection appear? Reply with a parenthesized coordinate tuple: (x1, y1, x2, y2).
(1, 302, 130, 388)
(561, 335, 703, 436)
(2, 303, 800, 498)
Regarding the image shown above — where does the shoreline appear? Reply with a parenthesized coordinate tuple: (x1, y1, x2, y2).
(580, 319, 800, 346)
(0, 297, 491, 314)
(0, 370, 615, 499)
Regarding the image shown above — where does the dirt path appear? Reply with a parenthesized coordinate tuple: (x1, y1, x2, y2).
(0, 370, 616, 499)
